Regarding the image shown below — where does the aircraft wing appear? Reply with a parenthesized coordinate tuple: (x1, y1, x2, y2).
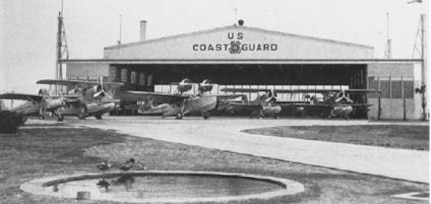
(101, 99, 121, 104)
(221, 88, 379, 94)
(37, 79, 124, 89)
(0, 93, 43, 103)
(348, 103, 373, 107)
(281, 103, 372, 109)
(213, 94, 246, 100)
(344, 89, 380, 94)
(221, 88, 341, 93)
(123, 91, 188, 104)
(228, 102, 261, 112)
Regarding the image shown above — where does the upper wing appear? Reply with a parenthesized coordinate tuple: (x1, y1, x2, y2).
(123, 91, 188, 104)
(221, 88, 341, 93)
(348, 103, 373, 107)
(213, 94, 246, 100)
(0, 93, 43, 103)
(221, 88, 379, 94)
(37, 79, 124, 90)
(344, 89, 380, 94)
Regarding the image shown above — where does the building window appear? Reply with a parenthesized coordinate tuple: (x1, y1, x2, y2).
(110, 68, 117, 82)
(131, 71, 137, 84)
(403, 80, 414, 99)
(147, 74, 153, 86)
(391, 79, 402, 99)
(368, 76, 414, 99)
(121, 69, 128, 83)
(139, 73, 146, 86)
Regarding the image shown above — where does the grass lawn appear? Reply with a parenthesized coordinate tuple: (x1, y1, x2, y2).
(243, 125, 429, 150)
(0, 124, 428, 204)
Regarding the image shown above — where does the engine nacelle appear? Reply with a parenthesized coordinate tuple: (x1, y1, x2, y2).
(198, 79, 213, 93)
(38, 88, 50, 97)
(82, 85, 105, 99)
(177, 78, 193, 94)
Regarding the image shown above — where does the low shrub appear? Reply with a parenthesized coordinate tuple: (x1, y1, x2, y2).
(0, 111, 25, 133)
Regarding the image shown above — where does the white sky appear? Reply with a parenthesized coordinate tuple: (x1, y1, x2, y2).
(0, 0, 428, 93)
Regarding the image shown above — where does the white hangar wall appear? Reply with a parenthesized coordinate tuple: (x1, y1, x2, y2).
(103, 25, 373, 60)
(66, 63, 110, 80)
(367, 63, 423, 120)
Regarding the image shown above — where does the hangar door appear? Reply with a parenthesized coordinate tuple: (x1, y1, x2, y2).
(367, 63, 419, 120)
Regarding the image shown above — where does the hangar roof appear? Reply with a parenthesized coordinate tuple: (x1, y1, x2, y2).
(103, 24, 374, 60)
(105, 25, 372, 50)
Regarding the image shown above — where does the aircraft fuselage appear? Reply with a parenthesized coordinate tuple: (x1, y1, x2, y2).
(10, 101, 39, 116)
(62, 101, 116, 117)
(330, 105, 353, 119)
(137, 95, 217, 118)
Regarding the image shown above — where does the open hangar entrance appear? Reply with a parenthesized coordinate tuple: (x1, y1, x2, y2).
(114, 62, 369, 118)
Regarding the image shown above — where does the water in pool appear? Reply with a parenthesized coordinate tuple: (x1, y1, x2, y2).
(46, 174, 285, 199)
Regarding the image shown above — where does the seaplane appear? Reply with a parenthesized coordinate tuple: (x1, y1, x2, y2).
(124, 78, 242, 119)
(220, 87, 282, 119)
(284, 88, 379, 119)
(36, 79, 124, 120)
(0, 88, 75, 122)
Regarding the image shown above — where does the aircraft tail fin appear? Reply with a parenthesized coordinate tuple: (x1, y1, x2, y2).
(38, 88, 50, 97)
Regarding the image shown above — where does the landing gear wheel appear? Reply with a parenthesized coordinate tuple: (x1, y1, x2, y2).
(202, 112, 210, 120)
(57, 115, 64, 121)
(176, 113, 183, 119)
(273, 114, 279, 119)
(78, 107, 87, 120)
(95, 115, 102, 120)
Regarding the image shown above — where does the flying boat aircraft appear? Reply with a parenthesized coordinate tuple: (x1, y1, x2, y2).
(221, 87, 379, 119)
(124, 79, 242, 119)
(220, 88, 282, 119)
(36, 79, 123, 120)
(281, 89, 379, 119)
(0, 88, 77, 122)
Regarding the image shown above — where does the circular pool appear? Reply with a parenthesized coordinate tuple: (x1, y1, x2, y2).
(21, 170, 304, 203)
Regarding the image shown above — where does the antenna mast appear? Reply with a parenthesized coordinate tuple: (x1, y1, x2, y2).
(410, 0, 428, 120)
(117, 14, 122, 45)
(384, 12, 392, 58)
(56, 0, 69, 93)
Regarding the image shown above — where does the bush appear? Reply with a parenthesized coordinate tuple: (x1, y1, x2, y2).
(0, 111, 25, 133)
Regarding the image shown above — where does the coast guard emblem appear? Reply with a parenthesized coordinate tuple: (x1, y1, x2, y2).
(229, 41, 241, 54)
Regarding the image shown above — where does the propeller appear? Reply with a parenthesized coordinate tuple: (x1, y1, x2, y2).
(198, 79, 214, 95)
(264, 88, 278, 102)
(175, 78, 193, 94)
(93, 78, 107, 98)
(335, 90, 353, 103)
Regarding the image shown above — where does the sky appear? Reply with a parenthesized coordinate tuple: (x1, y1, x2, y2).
(0, 0, 428, 94)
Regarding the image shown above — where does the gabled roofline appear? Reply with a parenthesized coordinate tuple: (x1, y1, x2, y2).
(104, 24, 374, 50)
(62, 58, 421, 65)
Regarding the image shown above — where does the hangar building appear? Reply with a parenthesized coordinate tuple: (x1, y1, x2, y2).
(64, 20, 424, 120)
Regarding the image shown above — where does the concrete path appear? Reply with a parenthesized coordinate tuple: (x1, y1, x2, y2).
(69, 116, 429, 183)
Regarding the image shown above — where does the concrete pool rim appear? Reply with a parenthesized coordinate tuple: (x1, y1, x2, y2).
(21, 170, 305, 203)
